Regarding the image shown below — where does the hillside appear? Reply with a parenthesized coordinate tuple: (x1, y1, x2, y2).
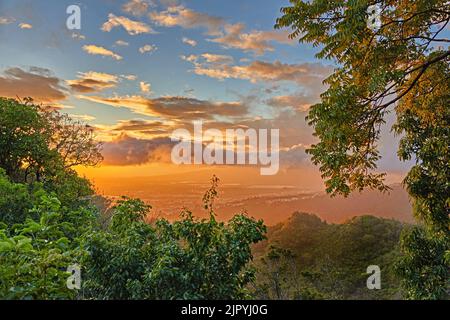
(252, 212, 406, 299)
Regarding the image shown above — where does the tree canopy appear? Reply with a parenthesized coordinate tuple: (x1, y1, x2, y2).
(276, 0, 449, 299)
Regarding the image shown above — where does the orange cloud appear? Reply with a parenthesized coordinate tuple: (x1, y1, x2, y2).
(210, 23, 293, 55)
(68, 71, 119, 93)
(140, 81, 151, 93)
(76, 95, 248, 120)
(102, 13, 155, 35)
(266, 94, 316, 112)
(182, 37, 197, 47)
(149, 6, 224, 35)
(139, 44, 157, 54)
(83, 44, 123, 60)
(122, 0, 152, 17)
(69, 114, 96, 121)
(182, 55, 332, 93)
(115, 40, 129, 46)
(0, 67, 67, 103)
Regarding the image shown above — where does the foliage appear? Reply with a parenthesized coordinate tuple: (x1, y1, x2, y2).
(82, 179, 266, 300)
(0, 97, 101, 188)
(276, 0, 449, 298)
(0, 169, 35, 225)
(252, 212, 404, 299)
(0, 194, 90, 299)
(396, 226, 449, 299)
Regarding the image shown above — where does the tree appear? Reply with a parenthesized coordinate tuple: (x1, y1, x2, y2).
(43, 110, 103, 170)
(81, 177, 266, 300)
(252, 213, 403, 299)
(0, 98, 51, 182)
(0, 169, 35, 225)
(0, 97, 102, 184)
(253, 246, 304, 300)
(0, 193, 93, 299)
(276, 0, 449, 299)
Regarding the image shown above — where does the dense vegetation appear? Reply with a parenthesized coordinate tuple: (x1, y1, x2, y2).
(0, 98, 266, 299)
(251, 213, 404, 299)
(276, 0, 449, 299)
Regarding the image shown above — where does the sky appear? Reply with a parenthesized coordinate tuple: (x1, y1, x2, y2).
(0, 0, 412, 203)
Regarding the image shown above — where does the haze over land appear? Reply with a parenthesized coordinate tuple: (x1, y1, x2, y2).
(81, 166, 413, 225)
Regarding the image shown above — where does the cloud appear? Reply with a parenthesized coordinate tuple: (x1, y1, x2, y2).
(102, 13, 155, 35)
(115, 40, 129, 46)
(19, 23, 32, 29)
(97, 119, 173, 139)
(0, 17, 15, 25)
(72, 33, 86, 40)
(97, 113, 314, 167)
(182, 53, 234, 66)
(111, 119, 168, 133)
(182, 37, 197, 47)
(149, 4, 291, 54)
(68, 71, 119, 93)
(210, 23, 293, 55)
(83, 44, 123, 60)
(200, 53, 234, 64)
(122, 0, 153, 17)
(69, 114, 96, 121)
(0, 67, 67, 103)
(77, 95, 248, 120)
(101, 133, 174, 165)
(149, 5, 224, 35)
(279, 143, 310, 167)
(183, 55, 332, 90)
(122, 74, 137, 81)
(140, 81, 151, 93)
(100, 131, 310, 167)
(139, 44, 157, 54)
(266, 94, 317, 112)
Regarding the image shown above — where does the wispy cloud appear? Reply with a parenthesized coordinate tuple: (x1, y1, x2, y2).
(122, 0, 153, 17)
(68, 71, 120, 93)
(122, 74, 137, 81)
(76, 95, 248, 120)
(83, 44, 123, 60)
(209, 23, 293, 55)
(199, 53, 234, 64)
(18, 23, 33, 29)
(183, 55, 331, 87)
(139, 44, 157, 54)
(182, 37, 197, 47)
(115, 40, 129, 46)
(69, 114, 96, 121)
(0, 67, 67, 103)
(149, 5, 224, 35)
(72, 33, 86, 40)
(140, 81, 151, 93)
(266, 94, 316, 112)
(0, 16, 15, 25)
(149, 5, 292, 54)
(102, 13, 155, 35)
